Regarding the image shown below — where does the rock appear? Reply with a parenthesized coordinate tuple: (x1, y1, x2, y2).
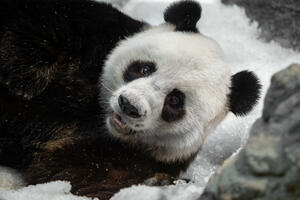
(199, 64, 300, 200)
(222, 0, 300, 51)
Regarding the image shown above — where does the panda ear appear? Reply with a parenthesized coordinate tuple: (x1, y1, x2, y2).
(164, 0, 201, 32)
(229, 71, 261, 116)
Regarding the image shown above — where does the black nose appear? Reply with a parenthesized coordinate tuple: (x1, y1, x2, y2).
(118, 95, 141, 118)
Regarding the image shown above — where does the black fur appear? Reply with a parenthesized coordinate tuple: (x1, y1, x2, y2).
(0, 0, 144, 103)
(229, 70, 261, 116)
(123, 61, 157, 82)
(0, 1, 196, 199)
(161, 89, 186, 122)
(164, 0, 201, 32)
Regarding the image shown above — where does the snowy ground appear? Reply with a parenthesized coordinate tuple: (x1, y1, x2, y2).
(1, 0, 300, 200)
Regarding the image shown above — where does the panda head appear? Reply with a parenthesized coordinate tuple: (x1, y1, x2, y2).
(101, 0, 261, 162)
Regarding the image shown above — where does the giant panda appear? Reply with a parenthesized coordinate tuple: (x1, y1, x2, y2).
(0, 0, 260, 199)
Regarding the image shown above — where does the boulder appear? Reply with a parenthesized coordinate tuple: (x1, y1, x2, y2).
(199, 63, 300, 200)
(222, 0, 300, 51)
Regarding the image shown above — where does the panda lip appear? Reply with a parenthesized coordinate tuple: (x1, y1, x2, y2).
(112, 112, 127, 128)
(111, 112, 136, 135)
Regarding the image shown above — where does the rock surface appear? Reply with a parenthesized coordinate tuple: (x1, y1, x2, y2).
(199, 63, 300, 200)
(222, 0, 300, 51)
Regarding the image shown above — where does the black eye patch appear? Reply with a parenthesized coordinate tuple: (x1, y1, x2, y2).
(161, 89, 185, 122)
(123, 61, 156, 82)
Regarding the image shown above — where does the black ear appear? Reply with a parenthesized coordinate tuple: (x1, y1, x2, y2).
(164, 0, 201, 32)
(229, 71, 261, 116)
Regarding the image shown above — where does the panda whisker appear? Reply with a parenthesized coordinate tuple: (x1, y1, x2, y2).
(100, 82, 113, 94)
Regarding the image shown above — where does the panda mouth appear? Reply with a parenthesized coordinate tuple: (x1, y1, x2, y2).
(110, 112, 136, 135)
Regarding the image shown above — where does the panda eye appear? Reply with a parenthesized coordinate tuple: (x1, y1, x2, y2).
(168, 95, 180, 107)
(140, 65, 152, 76)
(123, 61, 156, 82)
(162, 89, 186, 122)
(166, 89, 184, 108)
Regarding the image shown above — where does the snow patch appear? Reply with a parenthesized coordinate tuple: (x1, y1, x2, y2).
(0, 181, 98, 200)
(0, 166, 25, 190)
(111, 182, 203, 200)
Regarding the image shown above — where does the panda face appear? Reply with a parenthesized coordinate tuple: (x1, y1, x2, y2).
(100, 0, 261, 162)
(101, 25, 232, 162)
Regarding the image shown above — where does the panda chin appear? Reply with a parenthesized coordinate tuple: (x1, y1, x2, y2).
(108, 112, 137, 136)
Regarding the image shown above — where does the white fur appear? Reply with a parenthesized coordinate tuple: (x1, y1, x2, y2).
(101, 24, 231, 162)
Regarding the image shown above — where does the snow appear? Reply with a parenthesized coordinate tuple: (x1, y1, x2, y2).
(0, 181, 98, 200)
(111, 182, 202, 200)
(0, 167, 25, 190)
(1, 0, 300, 199)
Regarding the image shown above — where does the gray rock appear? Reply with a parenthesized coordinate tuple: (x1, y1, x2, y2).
(222, 0, 300, 51)
(199, 64, 300, 200)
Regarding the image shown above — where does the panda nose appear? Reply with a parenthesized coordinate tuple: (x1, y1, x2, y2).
(118, 95, 141, 118)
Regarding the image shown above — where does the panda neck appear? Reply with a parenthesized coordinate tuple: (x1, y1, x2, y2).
(142, 131, 206, 163)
